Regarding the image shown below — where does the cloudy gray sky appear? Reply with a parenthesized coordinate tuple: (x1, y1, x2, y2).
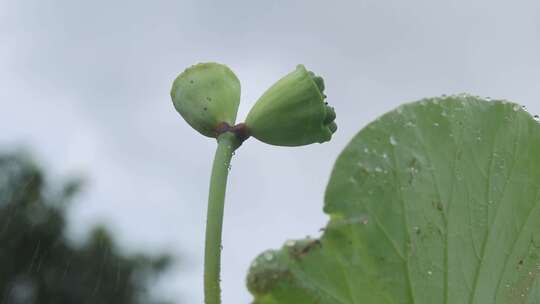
(1, 0, 540, 302)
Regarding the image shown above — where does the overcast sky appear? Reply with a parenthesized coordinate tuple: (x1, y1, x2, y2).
(1, 0, 540, 303)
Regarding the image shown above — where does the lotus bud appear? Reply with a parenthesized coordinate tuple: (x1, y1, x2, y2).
(171, 62, 241, 138)
(245, 65, 337, 146)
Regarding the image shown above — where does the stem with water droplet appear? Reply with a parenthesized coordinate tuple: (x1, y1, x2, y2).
(204, 132, 240, 304)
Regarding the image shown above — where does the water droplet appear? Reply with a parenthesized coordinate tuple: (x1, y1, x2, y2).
(476, 137, 482, 142)
(364, 148, 369, 153)
(375, 167, 382, 172)
(264, 252, 274, 261)
(506, 284, 510, 288)
(405, 121, 415, 127)
(382, 153, 388, 159)
(390, 136, 397, 146)
(513, 104, 520, 111)
(433, 122, 439, 127)
(251, 261, 258, 268)
(441, 110, 448, 117)
(285, 240, 296, 247)
(361, 218, 369, 225)
(427, 270, 433, 276)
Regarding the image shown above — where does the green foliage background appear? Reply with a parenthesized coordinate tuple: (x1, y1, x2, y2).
(0, 152, 173, 304)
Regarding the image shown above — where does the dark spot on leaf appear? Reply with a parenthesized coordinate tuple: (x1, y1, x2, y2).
(432, 200, 443, 211)
(352, 168, 369, 186)
(288, 239, 322, 260)
(408, 158, 420, 184)
(247, 265, 290, 295)
(531, 236, 540, 248)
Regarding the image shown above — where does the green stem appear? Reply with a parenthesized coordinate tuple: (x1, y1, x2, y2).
(204, 132, 240, 304)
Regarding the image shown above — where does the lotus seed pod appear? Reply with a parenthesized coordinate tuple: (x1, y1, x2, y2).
(245, 65, 337, 146)
(171, 62, 241, 138)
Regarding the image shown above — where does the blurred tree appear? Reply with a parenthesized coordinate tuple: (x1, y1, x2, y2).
(0, 152, 173, 304)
